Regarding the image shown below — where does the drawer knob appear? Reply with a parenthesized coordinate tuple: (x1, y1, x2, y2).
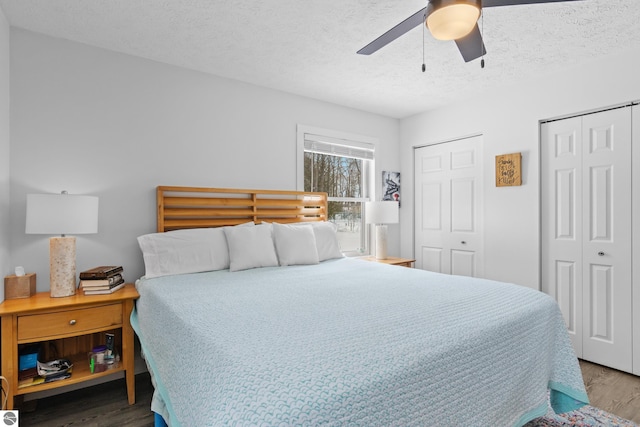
(69, 319, 77, 325)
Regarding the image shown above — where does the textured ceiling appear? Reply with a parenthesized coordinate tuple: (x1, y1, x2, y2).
(1, 0, 639, 118)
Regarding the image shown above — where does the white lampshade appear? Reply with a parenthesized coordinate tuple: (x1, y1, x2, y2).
(365, 201, 399, 225)
(25, 192, 99, 298)
(26, 193, 99, 235)
(426, 1, 481, 41)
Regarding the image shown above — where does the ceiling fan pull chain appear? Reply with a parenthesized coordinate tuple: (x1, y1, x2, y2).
(422, 11, 426, 73)
(480, 11, 485, 69)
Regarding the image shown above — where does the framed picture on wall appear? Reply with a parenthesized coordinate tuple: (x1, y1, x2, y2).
(495, 153, 522, 187)
(382, 171, 400, 206)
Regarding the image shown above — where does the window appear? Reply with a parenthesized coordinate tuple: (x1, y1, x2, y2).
(297, 127, 375, 256)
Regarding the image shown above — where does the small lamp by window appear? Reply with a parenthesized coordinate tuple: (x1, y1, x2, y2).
(365, 201, 399, 260)
(26, 192, 99, 297)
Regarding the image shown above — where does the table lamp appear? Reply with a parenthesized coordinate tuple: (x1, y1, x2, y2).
(26, 191, 99, 297)
(365, 201, 399, 260)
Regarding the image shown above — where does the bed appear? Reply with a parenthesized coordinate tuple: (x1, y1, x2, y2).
(131, 186, 588, 427)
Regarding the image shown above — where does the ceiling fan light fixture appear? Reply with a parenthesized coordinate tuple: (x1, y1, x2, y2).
(426, 0, 481, 41)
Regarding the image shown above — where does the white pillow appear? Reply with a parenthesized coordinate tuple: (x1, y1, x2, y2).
(286, 221, 343, 261)
(272, 223, 319, 266)
(224, 223, 279, 272)
(137, 222, 254, 278)
(311, 222, 344, 261)
(137, 228, 227, 278)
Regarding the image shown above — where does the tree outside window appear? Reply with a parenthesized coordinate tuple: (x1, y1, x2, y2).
(304, 152, 369, 254)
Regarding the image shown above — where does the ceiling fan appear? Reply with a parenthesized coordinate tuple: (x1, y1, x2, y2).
(357, 0, 584, 63)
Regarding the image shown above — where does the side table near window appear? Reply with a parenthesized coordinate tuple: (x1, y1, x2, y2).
(359, 256, 415, 268)
(0, 284, 139, 409)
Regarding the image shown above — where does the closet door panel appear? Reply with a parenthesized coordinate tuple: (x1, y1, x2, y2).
(555, 260, 578, 335)
(632, 106, 640, 375)
(581, 108, 632, 372)
(541, 117, 583, 355)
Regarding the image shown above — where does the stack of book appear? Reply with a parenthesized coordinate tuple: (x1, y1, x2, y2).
(79, 266, 125, 295)
(18, 367, 42, 388)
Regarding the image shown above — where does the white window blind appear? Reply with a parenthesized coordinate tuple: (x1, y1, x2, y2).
(304, 133, 375, 160)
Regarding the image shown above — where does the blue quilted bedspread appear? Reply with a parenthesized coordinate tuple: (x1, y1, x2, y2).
(131, 258, 588, 427)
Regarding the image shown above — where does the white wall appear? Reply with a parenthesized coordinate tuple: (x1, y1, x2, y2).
(10, 29, 400, 292)
(400, 46, 640, 289)
(0, 7, 10, 299)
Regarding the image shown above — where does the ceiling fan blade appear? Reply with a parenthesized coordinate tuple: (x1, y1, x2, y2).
(455, 24, 486, 62)
(357, 7, 427, 55)
(483, 0, 583, 7)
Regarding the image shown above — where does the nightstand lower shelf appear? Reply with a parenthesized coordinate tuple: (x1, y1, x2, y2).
(16, 350, 124, 395)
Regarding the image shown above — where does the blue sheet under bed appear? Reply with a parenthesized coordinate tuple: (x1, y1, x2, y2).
(131, 257, 588, 426)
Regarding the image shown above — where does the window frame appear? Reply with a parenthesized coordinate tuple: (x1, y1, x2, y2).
(296, 125, 377, 256)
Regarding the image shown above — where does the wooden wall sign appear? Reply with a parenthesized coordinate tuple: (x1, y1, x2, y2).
(495, 153, 522, 187)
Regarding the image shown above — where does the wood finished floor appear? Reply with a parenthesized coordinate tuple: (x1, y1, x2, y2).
(16, 361, 640, 426)
(18, 373, 155, 427)
(579, 360, 640, 424)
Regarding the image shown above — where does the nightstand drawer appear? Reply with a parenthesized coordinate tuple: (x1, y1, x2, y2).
(17, 303, 123, 341)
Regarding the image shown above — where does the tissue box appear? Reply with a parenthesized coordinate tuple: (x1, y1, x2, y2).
(4, 273, 36, 299)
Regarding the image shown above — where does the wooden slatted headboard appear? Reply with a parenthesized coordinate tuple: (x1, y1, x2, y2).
(157, 186, 328, 232)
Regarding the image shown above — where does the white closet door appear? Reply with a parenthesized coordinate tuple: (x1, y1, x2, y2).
(414, 136, 483, 277)
(541, 116, 584, 354)
(541, 107, 632, 373)
(581, 108, 632, 371)
(631, 106, 640, 375)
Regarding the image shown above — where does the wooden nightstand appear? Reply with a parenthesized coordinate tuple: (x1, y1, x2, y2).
(359, 256, 415, 268)
(0, 284, 139, 410)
